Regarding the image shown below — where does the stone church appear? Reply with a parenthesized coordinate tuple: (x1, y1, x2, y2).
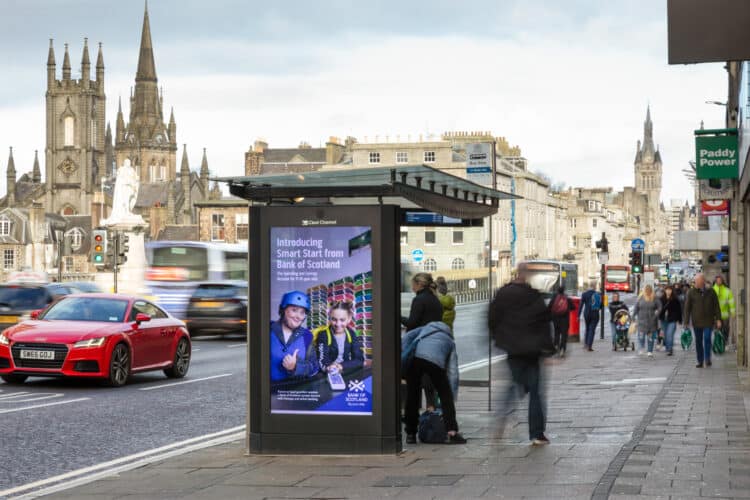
(0, 5, 220, 244)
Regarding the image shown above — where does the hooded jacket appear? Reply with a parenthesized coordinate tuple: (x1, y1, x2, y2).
(401, 321, 458, 398)
(270, 320, 318, 382)
(489, 281, 553, 357)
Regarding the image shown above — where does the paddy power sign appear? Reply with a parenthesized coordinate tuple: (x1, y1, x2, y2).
(695, 130, 739, 180)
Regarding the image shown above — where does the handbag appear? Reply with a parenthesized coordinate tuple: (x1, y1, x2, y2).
(628, 322, 637, 335)
(680, 328, 692, 350)
(712, 329, 725, 354)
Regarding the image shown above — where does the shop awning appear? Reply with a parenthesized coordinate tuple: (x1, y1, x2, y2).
(215, 165, 518, 219)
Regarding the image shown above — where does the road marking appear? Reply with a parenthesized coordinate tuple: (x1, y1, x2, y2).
(138, 373, 233, 391)
(0, 392, 63, 404)
(2, 425, 246, 499)
(192, 348, 201, 352)
(227, 343, 246, 348)
(600, 377, 667, 386)
(459, 354, 507, 373)
(0, 397, 90, 414)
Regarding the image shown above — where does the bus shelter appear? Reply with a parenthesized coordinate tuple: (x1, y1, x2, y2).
(218, 165, 516, 454)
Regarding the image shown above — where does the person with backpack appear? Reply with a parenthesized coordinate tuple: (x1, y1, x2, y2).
(608, 293, 628, 350)
(578, 281, 602, 351)
(401, 321, 465, 445)
(314, 301, 368, 375)
(549, 285, 573, 358)
(489, 263, 554, 445)
(633, 285, 661, 357)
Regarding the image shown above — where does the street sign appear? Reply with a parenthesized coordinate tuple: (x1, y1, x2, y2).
(465, 143, 493, 186)
(631, 238, 645, 251)
(597, 252, 609, 265)
(411, 248, 424, 263)
(695, 130, 739, 179)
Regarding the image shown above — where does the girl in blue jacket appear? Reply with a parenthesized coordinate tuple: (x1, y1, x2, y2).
(270, 291, 318, 382)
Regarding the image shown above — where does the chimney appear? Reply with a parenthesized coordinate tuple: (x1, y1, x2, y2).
(253, 140, 267, 153)
(326, 136, 345, 165)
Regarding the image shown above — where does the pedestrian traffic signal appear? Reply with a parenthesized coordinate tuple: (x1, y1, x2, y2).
(720, 245, 729, 273)
(631, 251, 643, 274)
(91, 229, 107, 265)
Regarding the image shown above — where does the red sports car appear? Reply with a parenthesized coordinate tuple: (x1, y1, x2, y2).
(0, 294, 191, 387)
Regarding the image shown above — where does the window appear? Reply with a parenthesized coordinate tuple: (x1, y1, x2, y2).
(451, 257, 465, 270)
(452, 230, 463, 245)
(570, 218, 577, 229)
(423, 258, 437, 272)
(400, 230, 408, 245)
(68, 228, 83, 251)
(368, 152, 381, 164)
(64, 116, 75, 146)
(570, 236, 577, 248)
(0, 217, 10, 236)
(592, 218, 597, 228)
(396, 152, 408, 163)
(424, 151, 436, 163)
(425, 230, 436, 245)
(64, 256, 74, 272)
(3, 249, 14, 270)
(211, 214, 225, 241)
(236, 213, 249, 241)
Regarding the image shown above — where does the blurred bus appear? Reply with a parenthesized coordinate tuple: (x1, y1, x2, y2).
(520, 260, 579, 299)
(604, 265, 631, 293)
(145, 241, 247, 318)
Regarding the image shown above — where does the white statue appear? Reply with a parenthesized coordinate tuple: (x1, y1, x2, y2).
(103, 159, 145, 226)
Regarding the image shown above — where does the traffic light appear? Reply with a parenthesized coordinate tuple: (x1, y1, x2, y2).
(105, 232, 116, 265)
(720, 245, 729, 273)
(632, 250, 643, 274)
(117, 233, 129, 266)
(91, 229, 107, 265)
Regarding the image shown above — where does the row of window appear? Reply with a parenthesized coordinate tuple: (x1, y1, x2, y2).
(211, 213, 249, 242)
(400, 229, 463, 245)
(420, 257, 465, 271)
(369, 151, 436, 164)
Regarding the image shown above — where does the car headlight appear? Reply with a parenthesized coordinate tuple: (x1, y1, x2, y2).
(0, 333, 8, 345)
(73, 337, 106, 348)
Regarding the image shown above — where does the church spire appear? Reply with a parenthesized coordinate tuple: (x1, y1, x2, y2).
(116, 96, 125, 143)
(32, 150, 41, 183)
(47, 39, 56, 89)
(200, 148, 209, 193)
(136, 1, 157, 82)
(96, 42, 104, 84)
(81, 38, 91, 85)
(62, 43, 71, 80)
(642, 105, 655, 157)
(6, 147, 16, 206)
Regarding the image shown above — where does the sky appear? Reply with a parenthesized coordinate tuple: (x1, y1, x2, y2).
(0, 0, 728, 204)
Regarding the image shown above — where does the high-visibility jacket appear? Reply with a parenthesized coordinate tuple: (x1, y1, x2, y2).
(712, 284, 736, 320)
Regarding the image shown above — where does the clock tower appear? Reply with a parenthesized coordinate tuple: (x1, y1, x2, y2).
(45, 38, 106, 215)
(114, 3, 177, 184)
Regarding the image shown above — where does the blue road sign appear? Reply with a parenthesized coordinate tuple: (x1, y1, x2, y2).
(631, 238, 645, 251)
(411, 248, 424, 263)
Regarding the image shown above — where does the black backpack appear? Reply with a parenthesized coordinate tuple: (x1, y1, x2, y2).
(418, 410, 448, 443)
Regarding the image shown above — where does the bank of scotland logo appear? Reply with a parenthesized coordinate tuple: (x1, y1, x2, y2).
(348, 379, 365, 392)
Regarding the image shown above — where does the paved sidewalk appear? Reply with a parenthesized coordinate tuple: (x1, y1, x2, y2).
(41, 336, 750, 500)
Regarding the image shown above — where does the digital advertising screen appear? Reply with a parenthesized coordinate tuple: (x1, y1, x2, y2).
(269, 225, 373, 416)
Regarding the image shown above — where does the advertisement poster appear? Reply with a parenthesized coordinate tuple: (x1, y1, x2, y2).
(701, 199, 730, 216)
(269, 225, 373, 415)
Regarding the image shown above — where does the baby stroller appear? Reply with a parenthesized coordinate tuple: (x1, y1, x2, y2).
(613, 309, 635, 351)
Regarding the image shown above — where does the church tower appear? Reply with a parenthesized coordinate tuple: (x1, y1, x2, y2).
(634, 106, 663, 219)
(115, 3, 177, 184)
(45, 38, 106, 215)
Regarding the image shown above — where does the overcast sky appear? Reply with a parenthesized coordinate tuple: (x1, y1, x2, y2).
(0, 0, 727, 204)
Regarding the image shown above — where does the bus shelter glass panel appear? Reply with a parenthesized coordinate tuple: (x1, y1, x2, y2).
(400, 223, 491, 383)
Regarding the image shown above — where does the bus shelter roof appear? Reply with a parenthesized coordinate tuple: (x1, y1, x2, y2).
(215, 164, 518, 219)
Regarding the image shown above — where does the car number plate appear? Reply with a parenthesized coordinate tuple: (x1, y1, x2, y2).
(196, 301, 223, 308)
(0, 315, 18, 323)
(20, 350, 55, 360)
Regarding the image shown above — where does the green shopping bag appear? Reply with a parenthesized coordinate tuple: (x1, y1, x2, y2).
(680, 328, 692, 350)
(712, 329, 725, 355)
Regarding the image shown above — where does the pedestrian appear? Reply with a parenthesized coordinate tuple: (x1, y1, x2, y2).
(684, 273, 722, 368)
(549, 285, 574, 358)
(489, 263, 554, 445)
(658, 285, 682, 356)
(401, 272, 443, 411)
(435, 276, 456, 332)
(712, 275, 735, 345)
(608, 292, 628, 350)
(633, 285, 661, 357)
(402, 321, 465, 444)
(578, 281, 602, 351)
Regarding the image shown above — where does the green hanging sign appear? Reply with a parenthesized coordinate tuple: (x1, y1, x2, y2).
(695, 129, 739, 180)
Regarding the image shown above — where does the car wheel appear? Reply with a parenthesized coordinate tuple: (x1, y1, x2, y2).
(164, 337, 190, 379)
(1, 374, 28, 384)
(107, 343, 130, 387)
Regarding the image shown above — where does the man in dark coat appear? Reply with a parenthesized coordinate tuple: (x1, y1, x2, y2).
(489, 263, 553, 445)
(684, 273, 722, 368)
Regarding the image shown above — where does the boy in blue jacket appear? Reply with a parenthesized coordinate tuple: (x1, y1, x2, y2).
(270, 291, 318, 382)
